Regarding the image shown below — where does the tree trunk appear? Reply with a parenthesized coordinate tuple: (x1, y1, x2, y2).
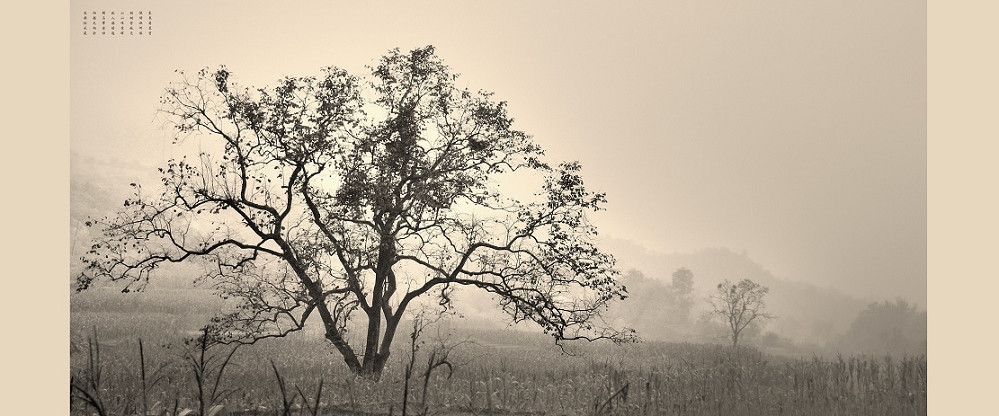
(362, 233, 396, 378)
(356, 316, 400, 380)
(362, 309, 382, 376)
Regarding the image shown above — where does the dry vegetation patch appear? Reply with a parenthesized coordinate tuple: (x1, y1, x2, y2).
(71, 290, 926, 416)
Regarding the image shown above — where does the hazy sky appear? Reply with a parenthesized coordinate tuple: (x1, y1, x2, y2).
(71, 1, 926, 303)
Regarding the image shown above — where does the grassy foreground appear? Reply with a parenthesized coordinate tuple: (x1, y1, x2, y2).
(71, 288, 926, 416)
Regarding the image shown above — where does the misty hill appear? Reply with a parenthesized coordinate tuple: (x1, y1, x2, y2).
(599, 238, 871, 348)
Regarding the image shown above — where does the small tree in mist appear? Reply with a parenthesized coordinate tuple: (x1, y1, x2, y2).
(707, 279, 774, 347)
(669, 268, 695, 323)
(76, 45, 634, 379)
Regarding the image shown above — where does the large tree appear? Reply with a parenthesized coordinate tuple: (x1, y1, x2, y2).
(77, 46, 633, 378)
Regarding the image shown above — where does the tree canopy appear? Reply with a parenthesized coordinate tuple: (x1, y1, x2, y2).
(77, 46, 634, 378)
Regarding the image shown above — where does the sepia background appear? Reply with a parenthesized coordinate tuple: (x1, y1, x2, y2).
(3, 0, 994, 414)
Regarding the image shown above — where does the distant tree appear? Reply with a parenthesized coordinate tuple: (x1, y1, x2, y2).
(669, 268, 695, 322)
(608, 269, 698, 341)
(839, 298, 926, 355)
(77, 46, 634, 379)
(707, 279, 775, 346)
(670, 268, 694, 294)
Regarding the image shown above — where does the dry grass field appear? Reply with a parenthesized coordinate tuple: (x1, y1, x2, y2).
(71, 288, 926, 416)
